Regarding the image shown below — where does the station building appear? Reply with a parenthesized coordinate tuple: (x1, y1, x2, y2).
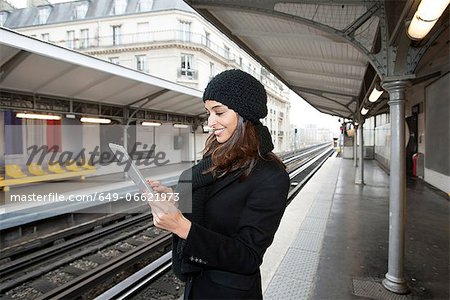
(0, 0, 291, 153)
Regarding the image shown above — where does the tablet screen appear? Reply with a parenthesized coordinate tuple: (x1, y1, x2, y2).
(108, 143, 153, 193)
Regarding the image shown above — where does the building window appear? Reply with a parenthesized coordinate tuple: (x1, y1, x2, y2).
(0, 11, 9, 26)
(224, 45, 230, 59)
(73, 3, 88, 20)
(179, 20, 191, 42)
(109, 57, 120, 64)
(80, 29, 89, 48)
(136, 55, 147, 72)
(180, 54, 194, 78)
(112, 25, 121, 45)
(67, 30, 75, 48)
(112, 0, 127, 15)
(137, 22, 149, 43)
(41, 33, 50, 41)
(239, 57, 243, 67)
(137, 0, 152, 12)
(37, 6, 51, 25)
(204, 31, 210, 47)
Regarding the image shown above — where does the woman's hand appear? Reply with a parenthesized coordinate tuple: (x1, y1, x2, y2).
(145, 178, 191, 239)
(147, 178, 174, 194)
(152, 209, 192, 239)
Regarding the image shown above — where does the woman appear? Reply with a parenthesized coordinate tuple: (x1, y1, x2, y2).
(148, 69, 290, 299)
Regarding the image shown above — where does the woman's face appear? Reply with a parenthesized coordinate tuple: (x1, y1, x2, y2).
(205, 100, 238, 143)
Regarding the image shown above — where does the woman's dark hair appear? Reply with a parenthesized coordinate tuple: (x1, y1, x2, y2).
(203, 116, 285, 179)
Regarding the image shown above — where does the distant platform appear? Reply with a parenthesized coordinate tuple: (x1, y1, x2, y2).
(0, 162, 193, 230)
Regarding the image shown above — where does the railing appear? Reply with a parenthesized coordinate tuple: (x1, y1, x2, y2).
(177, 68, 198, 80)
(55, 30, 241, 62)
(50, 29, 286, 93)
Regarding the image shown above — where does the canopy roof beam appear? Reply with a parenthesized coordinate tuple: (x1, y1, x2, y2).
(290, 80, 360, 94)
(280, 67, 363, 81)
(0, 50, 31, 83)
(293, 85, 357, 99)
(257, 51, 367, 67)
(188, 1, 384, 73)
(343, 3, 381, 36)
(127, 89, 170, 107)
(232, 29, 343, 43)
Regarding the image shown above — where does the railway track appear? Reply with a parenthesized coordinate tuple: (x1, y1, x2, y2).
(0, 213, 171, 299)
(94, 144, 335, 300)
(0, 143, 335, 300)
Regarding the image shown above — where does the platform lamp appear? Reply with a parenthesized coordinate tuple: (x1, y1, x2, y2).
(202, 124, 212, 133)
(173, 123, 189, 129)
(141, 121, 162, 126)
(407, 0, 450, 40)
(368, 85, 384, 103)
(80, 117, 111, 124)
(16, 112, 61, 120)
(360, 107, 369, 116)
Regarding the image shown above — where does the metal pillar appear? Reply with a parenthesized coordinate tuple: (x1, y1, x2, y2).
(355, 123, 364, 184)
(193, 127, 198, 164)
(353, 125, 358, 167)
(382, 80, 410, 294)
(122, 125, 129, 178)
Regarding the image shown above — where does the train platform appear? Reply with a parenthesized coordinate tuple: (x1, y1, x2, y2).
(262, 157, 449, 300)
(0, 162, 193, 230)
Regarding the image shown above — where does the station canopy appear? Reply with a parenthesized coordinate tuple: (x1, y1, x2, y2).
(185, 0, 390, 119)
(0, 27, 204, 116)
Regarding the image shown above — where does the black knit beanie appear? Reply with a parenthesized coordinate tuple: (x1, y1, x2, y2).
(203, 69, 267, 123)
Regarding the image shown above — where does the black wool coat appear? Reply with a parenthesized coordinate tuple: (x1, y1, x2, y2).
(178, 158, 290, 299)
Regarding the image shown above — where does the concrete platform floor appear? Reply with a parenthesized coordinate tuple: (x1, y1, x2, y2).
(263, 158, 448, 299)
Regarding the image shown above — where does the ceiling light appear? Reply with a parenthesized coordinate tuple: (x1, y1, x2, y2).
(65, 114, 76, 119)
(407, 0, 450, 40)
(80, 117, 111, 124)
(203, 125, 212, 133)
(16, 113, 61, 120)
(173, 123, 189, 129)
(142, 121, 162, 126)
(361, 107, 369, 116)
(369, 86, 384, 102)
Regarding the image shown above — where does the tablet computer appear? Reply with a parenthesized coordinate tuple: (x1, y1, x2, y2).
(108, 143, 153, 193)
(109, 143, 177, 214)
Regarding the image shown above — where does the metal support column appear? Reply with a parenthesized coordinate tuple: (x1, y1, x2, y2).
(353, 125, 358, 166)
(355, 123, 364, 184)
(382, 80, 410, 294)
(122, 125, 129, 178)
(193, 127, 198, 164)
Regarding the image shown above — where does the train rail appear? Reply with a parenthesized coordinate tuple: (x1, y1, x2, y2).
(0, 215, 171, 299)
(0, 143, 335, 300)
(94, 143, 335, 299)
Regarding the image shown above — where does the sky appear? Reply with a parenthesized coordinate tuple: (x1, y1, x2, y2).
(289, 91, 341, 135)
(7, 0, 341, 135)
